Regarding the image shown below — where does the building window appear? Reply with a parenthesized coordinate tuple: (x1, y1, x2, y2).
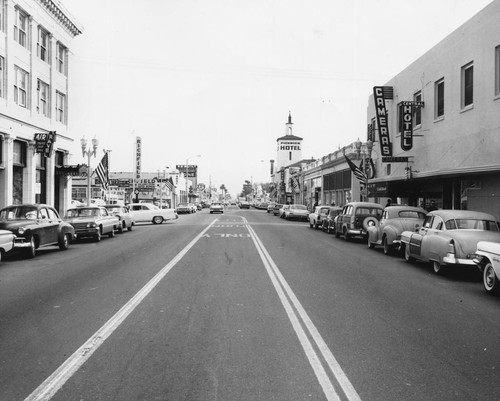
(495, 46, 500, 97)
(37, 27, 49, 62)
(435, 78, 445, 119)
(56, 42, 67, 75)
(56, 91, 66, 123)
(413, 91, 422, 127)
(0, 0, 5, 32)
(14, 66, 29, 108)
(14, 8, 28, 48)
(13, 140, 26, 166)
(461, 62, 474, 109)
(37, 79, 49, 117)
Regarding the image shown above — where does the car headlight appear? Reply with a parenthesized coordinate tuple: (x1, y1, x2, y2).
(18, 227, 25, 235)
(86, 222, 97, 228)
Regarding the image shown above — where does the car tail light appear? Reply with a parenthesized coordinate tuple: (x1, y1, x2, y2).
(447, 240, 456, 257)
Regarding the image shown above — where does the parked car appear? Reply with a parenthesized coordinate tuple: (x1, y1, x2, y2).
(309, 206, 341, 229)
(128, 203, 178, 224)
(335, 202, 384, 241)
(0, 204, 75, 258)
(284, 204, 309, 221)
(188, 203, 197, 213)
(367, 205, 427, 254)
(400, 210, 500, 274)
(239, 201, 250, 209)
(279, 204, 290, 218)
(210, 203, 224, 214)
(321, 207, 343, 233)
(267, 203, 276, 213)
(176, 203, 192, 214)
(104, 205, 135, 233)
(65, 206, 119, 242)
(473, 241, 500, 295)
(70, 199, 84, 207)
(0, 229, 15, 263)
(273, 203, 283, 216)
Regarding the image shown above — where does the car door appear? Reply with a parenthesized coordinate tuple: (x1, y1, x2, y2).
(408, 215, 434, 258)
(421, 215, 445, 261)
(38, 206, 59, 245)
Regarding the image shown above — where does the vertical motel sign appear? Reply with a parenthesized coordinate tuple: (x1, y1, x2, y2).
(373, 86, 393, 157)
(135, 136, 142, 180)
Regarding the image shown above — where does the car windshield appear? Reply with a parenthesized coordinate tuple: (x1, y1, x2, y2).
(444, 219, 500, 231)
(67, 208, 99, 218)
(106, 207, 121, 213)
(291, 205, 307, 210)
(0, 206, 38, 220)
(178, 203, 188, 207)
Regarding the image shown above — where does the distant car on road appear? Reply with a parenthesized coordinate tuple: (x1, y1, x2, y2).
(129, 203, 178, 224)
(309, 206, 341, 229)
(321, 207, 343, 233)
(104, 205, 135, 233)
(0, 204, 75, 257)
(401, 209, 500, 274)
(210, 203, 224, 214)
(65, 206, 119, 242)
(176, 203, 193, 214)
(239, 201, 250, 209)
(284, 204, 309, 221)
(367, 205, 427, 255)
(267, 203, 276, 213)
(273, 204, 283, 216)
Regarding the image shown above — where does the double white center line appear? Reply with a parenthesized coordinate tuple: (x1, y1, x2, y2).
(244, 217, 362, 401)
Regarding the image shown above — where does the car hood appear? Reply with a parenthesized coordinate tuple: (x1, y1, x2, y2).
(65, 217, 98, 223)
(0, 220, 37, 232)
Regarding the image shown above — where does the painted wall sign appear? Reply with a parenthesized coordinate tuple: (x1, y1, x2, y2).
(382, 156, 409, 163)
(373, 86, 393, 157)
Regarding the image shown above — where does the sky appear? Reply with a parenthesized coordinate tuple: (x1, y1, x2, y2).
(61, 0, 494, 197)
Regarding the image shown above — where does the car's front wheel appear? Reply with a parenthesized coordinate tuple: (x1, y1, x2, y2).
(58, 233, 70, 250)
(483, 261, 500, 295)
(25, 236, 36, 258)
(382, 237, 391, 255)
(404, 244, 414, 263)
(108, 228, 115, 238)
(95, 230, 101, 242)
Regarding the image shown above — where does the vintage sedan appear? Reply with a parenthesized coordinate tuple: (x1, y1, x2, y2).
(367, 205, 427, 254)
(400, 210, 500, 274)
(128, 203, 178, 224)
(473, 241, 500, 295)
(0, 229, 15, 263)
(0, 204, 75, 258)
(284, 204, 309, 221)
(273, 203, 283, 216)
(65, 206, 119, 242)
(321, 207, 343, 234)
(176, 203, 193, 214)
(279, 204, 290, 218)
(104, 205, 135, 233)
(210, 203, 224, 214)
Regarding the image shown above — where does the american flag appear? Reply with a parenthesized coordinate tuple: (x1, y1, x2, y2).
(292, 177, 300, 193)
(94, 152, 109, 190)
(165, 177, 174, 191)
(344, 153, 367, 183)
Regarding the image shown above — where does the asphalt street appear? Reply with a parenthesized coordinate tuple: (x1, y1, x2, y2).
(1, 206, 500, 401)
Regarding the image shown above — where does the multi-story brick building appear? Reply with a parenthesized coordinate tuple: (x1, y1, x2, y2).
(0, 0, 81, 213)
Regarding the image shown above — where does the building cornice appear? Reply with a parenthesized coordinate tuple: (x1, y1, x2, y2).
(36, 0, 83, 37)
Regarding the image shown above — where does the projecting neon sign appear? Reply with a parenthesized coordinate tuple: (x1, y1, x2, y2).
(373, 86, 393, 157)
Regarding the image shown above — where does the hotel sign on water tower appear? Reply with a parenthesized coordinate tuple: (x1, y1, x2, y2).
(279, 141, 301, 151)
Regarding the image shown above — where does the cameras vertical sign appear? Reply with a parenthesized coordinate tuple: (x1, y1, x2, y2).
(373, 86, 393, 157)
(135, 136, 141, 180)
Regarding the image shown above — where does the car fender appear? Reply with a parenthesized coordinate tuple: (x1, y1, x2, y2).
(383, 225, 399, 245)
(366, 226, 378, 243)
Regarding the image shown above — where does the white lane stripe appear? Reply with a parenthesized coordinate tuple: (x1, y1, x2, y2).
(244, 218, 362, 401)
(24, 219, 219, 401)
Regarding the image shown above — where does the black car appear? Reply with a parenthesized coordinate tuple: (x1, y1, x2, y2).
(0, 204, 75, 258)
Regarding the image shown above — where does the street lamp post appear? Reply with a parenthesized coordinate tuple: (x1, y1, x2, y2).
(80, 136, 99, 206)
(185, 154, 201, 203)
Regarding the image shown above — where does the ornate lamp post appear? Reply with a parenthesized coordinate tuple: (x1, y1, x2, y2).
(80, 136, 99, 206)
